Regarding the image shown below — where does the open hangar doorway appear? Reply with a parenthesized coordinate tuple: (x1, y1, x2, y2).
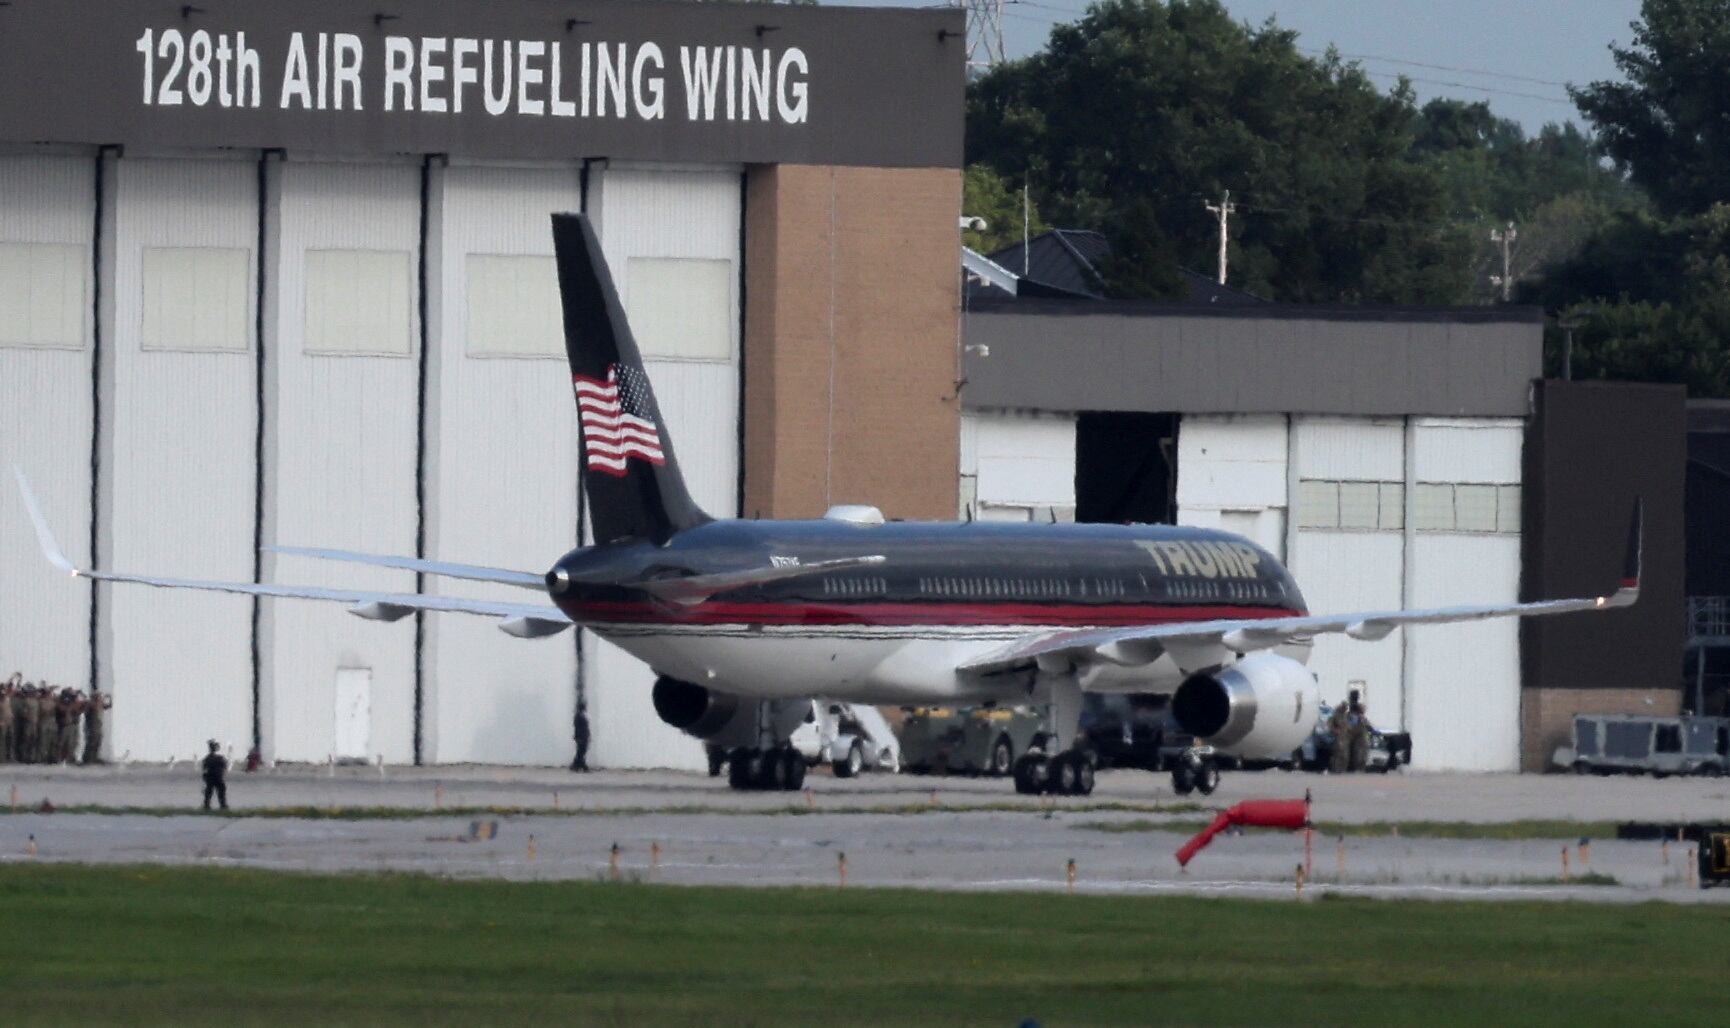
(1075, 412, 1178, 526)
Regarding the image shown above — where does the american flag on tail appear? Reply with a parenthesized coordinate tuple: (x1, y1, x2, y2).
(573, 363, 666, 476)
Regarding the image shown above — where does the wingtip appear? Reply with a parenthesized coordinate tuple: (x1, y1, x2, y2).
(1621, 497, 1643, 592)
(12, 466, 78, 576)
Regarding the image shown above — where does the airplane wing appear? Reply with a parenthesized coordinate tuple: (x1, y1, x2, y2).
(14, 469, 573, 639)
(960, 501, 1641, 677)
(269, 545, 545, 589)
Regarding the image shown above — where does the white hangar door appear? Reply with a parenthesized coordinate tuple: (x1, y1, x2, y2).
(0, 152, 96, 693)
(583, 163, 742, 771)
(262, 160, 422, 764)
(1406, 418, 1523, 772)
(105, 156, 258, 761)
(424, 163, 584, 766)
(1288, 417, 1408, 732)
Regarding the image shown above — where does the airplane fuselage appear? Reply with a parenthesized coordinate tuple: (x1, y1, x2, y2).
(548, 518, 1309, 704)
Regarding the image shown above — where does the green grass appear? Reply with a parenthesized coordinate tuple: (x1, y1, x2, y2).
(0, 799, 1202, 820)
(1075, 818, 1627, 840)
(1, 865, 1727, 1026)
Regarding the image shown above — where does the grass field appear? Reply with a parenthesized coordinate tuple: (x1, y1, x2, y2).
(1, 866, 1726, 1026)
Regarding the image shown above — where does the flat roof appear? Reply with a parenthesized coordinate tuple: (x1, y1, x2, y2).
(962, 301, 1544, 417)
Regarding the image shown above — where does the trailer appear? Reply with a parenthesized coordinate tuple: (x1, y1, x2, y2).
(1556, 714, 1730, 777)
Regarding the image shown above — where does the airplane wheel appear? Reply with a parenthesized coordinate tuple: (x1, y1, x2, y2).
(1013, 755, 1046, 795)
(1171, 765, 1196, 796)
(990, 737, 1014, 777)
(761, 748, 790, 790)
(727, 748, 756, 790)
(781, 749, 807, 791)
(1073, 756, 1096, 797)
(1052, 752, 1081, 795)
(1195, 763, 1221, 796)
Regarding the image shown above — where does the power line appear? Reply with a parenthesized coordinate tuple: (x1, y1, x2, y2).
(1354, 69, 1574, 106)
(1298, 46, 1571, 89)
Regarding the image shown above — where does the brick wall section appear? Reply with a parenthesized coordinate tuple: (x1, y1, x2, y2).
(1520, 686, 1682, 771)
(743, 164, 961, 520)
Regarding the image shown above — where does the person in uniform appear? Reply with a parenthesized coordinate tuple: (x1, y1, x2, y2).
(7, 676, 25, 762)
(1326, 697, 1352, 773)
(18, 684, 40, 765)
(82, 689, 110, 765)
(201, 740, 229, 811)
(56, 689, 80, 764)
(1347, 691, 1371, 772)
(571, 703, 591, 772)
(36, 687, 59, 764)
(0, 677, 14, 765)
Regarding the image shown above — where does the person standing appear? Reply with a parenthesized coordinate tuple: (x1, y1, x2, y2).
(201, 740, 229, 811)
(571, 703, 591, 772)
(35, 687, 58, 764)
(56, 690, 80, 764)
(0, 678, 13, 765)
(18, 685, 40, 764)
(82, 690, 110, 765)
(1347, 691, 1371, 772)
(1326, 697, 1351, 773)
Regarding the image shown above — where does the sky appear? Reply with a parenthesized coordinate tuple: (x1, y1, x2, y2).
(824, 0, 1646, 132)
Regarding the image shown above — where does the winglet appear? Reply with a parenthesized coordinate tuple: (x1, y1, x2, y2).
(12, 467, 78, 576)
(1613, 497, 1642, 604)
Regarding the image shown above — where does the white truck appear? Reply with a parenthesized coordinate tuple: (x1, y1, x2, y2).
(790, 701, 901, 778)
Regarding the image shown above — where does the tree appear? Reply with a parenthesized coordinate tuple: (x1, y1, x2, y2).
(961, 164, 1048, 255)
(1572, 0, 1730, 217)
(967, 0, 1471, 303)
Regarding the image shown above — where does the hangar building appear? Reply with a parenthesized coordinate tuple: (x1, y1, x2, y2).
(0, 0, 965, 768)
(961, 243, 1682, 772)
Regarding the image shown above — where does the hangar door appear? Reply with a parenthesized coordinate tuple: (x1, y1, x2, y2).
(1076, 412, 1177, 525)
(582, 163, 743, 771)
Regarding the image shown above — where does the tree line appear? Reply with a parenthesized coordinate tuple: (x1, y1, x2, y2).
(964, 0, 1730, 396)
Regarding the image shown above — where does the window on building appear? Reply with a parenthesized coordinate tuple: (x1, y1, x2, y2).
(1411, 483, 1456, 531)
(625, 256, 732, 361)
(305, 249, 413, 356)
(1338, 482, 1380, 530)
(465, 253, 562, 358)
(1454, 484, 1498, 532)
(1496, 485, 1521, 533)
(141, 246, 250, 352)
(0, 242, 86, 349)
(1295, 480, 1339, 529)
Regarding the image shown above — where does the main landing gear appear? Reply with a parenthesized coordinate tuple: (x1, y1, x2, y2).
(1012, 747, 1097, 797)
(724, 746, 808, 792)
(1170, 749, 1220, 796)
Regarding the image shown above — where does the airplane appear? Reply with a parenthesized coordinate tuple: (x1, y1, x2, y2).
(15, 212, 1643, 795)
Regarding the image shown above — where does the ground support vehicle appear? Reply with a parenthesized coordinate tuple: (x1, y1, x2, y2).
(1080, 695, 1222, 794)
(790, 701, 901, 778)
(1255, 702, 1410, 773)
(1555, 715, 1730, 777)
(899, 706, 1045, 777)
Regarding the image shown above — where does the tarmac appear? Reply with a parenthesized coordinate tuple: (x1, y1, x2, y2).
(2, 762, 1728, 904)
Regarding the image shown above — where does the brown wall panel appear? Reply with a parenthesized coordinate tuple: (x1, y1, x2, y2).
(743, 164, 960, 520)
(1521, 381, 1686, 698)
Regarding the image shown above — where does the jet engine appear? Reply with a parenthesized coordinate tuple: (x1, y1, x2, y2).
(651, 676, 806, 750)
(1170, 653, 1320, 760)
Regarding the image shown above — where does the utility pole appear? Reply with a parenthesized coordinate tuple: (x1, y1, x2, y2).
(1489, 221, 1518, 301)
(1204, 190, 1236, 285)
(1557, 308, 1591, 381)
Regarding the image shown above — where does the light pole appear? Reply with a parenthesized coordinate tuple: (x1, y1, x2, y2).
(1556, 308, 1593, 381)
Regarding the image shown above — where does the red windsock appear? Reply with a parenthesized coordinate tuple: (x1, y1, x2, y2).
(1175, 798, 1310, 867)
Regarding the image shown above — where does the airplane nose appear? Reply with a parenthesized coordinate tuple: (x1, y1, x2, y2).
(547, 566, 572, 594)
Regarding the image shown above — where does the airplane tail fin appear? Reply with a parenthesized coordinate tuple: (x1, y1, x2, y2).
(552, 212, 710, 545)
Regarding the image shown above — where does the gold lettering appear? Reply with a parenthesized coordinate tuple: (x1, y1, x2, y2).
(1232, 543, 1263, 579)
(1134, 540, 1170, 575)
(1186, 541, 1219, 578)
(1161, 541, 1196, 576)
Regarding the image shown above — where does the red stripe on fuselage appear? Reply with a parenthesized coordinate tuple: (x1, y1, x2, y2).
(562, 600, 1304, 627)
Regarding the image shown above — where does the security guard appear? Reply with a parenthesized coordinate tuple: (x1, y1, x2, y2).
(201, 740, 229, 811)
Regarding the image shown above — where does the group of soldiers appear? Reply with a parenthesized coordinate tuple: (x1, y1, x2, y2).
(1327, 688, 1372, 773)
(0, 673, 111, 765)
